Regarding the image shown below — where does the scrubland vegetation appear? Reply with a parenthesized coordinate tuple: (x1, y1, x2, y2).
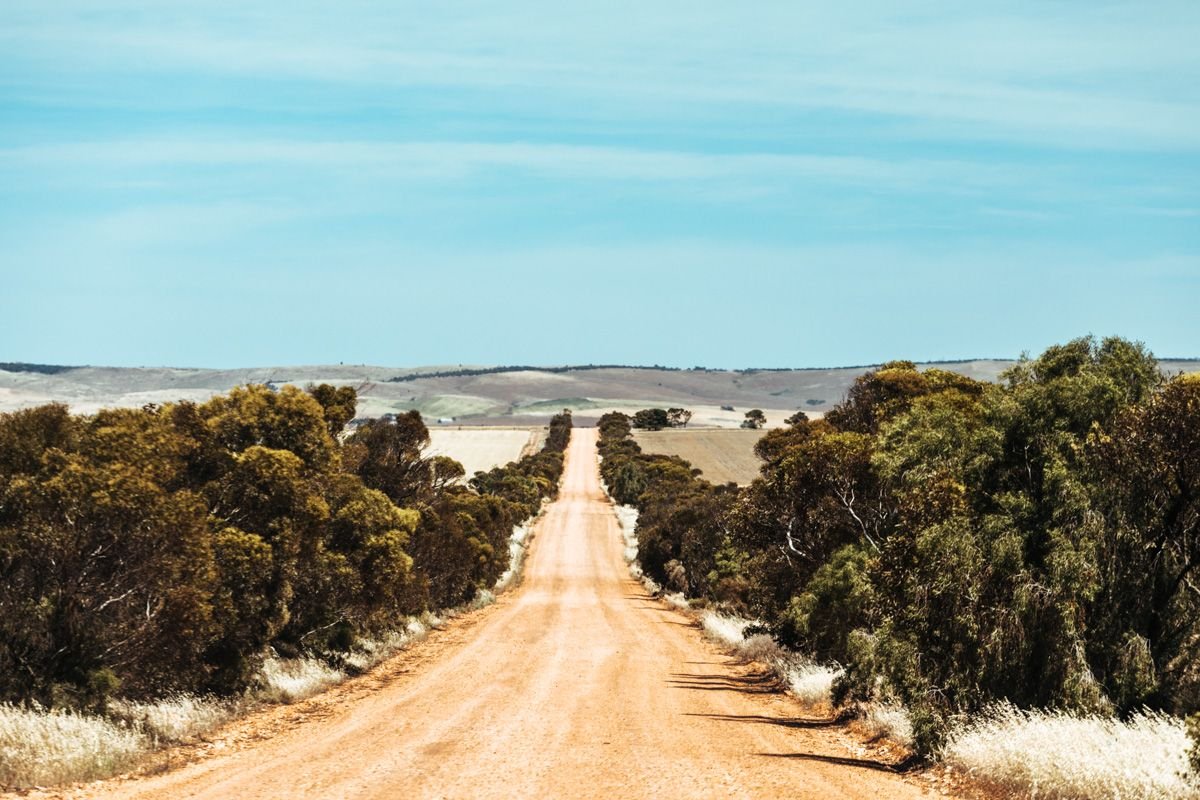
(599, 335, 1199, 796)
(0, 386, 570, 788)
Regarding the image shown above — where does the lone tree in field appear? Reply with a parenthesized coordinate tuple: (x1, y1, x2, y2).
(632, 408, 670, 430)
(667, 408, 692, 428)
(741, 409, 766, 429)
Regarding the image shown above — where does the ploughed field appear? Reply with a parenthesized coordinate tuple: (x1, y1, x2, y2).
(633, 428, 765, 485)
(33, 430, 938, 800)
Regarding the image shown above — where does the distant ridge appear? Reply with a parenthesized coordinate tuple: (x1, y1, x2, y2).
(0, 362, 82, 375)
(386, 364, 682, 382)
(3, 357, 1197, 378)
(383, 360, 1021, 383)
(3, 357, 1198, 423)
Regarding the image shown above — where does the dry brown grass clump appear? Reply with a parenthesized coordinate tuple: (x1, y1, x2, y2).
(0, 703, 146, 789)
(942, 703, 1197, 800)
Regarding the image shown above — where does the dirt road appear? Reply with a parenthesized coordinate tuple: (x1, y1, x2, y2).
(70, 429, 937, 799)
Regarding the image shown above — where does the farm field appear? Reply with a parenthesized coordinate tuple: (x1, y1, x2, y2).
(633, 428, 765, 485)
(424, 426, 544, 476)
(4, 360, 1196, 425)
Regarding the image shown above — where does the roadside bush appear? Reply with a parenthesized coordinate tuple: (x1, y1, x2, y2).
(598, 336, 1200, 775)
(0, 390, 569, 712)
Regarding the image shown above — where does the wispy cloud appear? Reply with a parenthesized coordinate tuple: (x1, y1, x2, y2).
(0, 138, 1042, 193)
(1, 1, 1197, 366)
(3, 2, 1198, 149)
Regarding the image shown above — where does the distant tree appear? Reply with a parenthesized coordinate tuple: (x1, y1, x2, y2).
(667, 408, 693, 428)
(741, 409, 766, 429)
(784, 411, 809, 426)
(632, 408, 670, 431)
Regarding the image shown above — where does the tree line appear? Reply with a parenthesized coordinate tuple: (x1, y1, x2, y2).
(385, 364, 683, 383)
(0, 385, 570, 708)
(599, 336, 1199, 757)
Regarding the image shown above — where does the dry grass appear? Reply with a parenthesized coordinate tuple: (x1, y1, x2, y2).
(612, 504, 641, 567)
(257, 656, 345, 704)
(857, 704, 915, 748)
(698, 611, 842, 708)
(942, 703, 1197, 800)
(107, 695, 234, 744)
(425, 427, 542, 477)
(495, 519, 536, 592)
(633, 428, 765, 485)
(340, 622, 427, 672)
(0, 704, 146, 790)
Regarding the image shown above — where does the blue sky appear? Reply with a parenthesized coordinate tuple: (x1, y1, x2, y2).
(1, 1, 1197, 368)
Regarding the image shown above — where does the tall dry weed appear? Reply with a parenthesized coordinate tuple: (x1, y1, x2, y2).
(107, 695, 233, 744)
(698, 611, 843, 709)
(0, 704, 146, 790)
(257, 656, 345, 704)
(942, 703, 1197, 800)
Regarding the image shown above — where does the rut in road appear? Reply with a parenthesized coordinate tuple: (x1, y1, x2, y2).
(55, 428, 940, 800)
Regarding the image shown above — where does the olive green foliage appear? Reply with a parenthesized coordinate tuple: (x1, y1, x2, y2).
(597, 412, 737, 599)
(629, 405, 696, 431)
(741, 409, 766, 429)
(0, 389, 570, 708)
(307, 383, 358, 438)
(631, 408, 671, 431)
(667, 408, 693, 428)
(351, 409, 570, 612)
(602, 337, 1199, 756)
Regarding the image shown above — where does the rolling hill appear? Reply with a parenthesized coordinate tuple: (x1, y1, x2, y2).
(1, 359, 1197, 427)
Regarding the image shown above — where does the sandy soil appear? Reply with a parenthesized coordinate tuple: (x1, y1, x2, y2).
(634, 428, 766, 485)
(27, 429, 943, 800)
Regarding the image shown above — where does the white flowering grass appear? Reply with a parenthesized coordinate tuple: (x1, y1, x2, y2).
(858, 703, 914, 748)
(611, 503, 667, 595)
(107, 695, 233, 744)
(0, 593, 482, 789)
(612, 505, 641, 571)
(942, 703, 1197, 800)
(783, 662, 844, 708)
(470, 588, 497, 610)
(700, 611, 754, 648)
(257, 656, 344, 704)
(698, 611, 842, 708)
(661, 592, 690, 611)
(495, 520, 534, 592)
(0, 703, 147, 789)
